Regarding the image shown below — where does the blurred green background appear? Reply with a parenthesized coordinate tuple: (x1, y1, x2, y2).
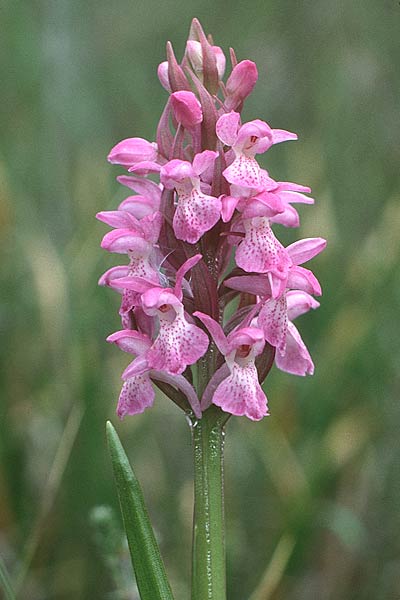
(1, 1, 399, 598)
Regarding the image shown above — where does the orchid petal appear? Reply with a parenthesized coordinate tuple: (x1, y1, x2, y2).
(96, 210, 139, 230)
(223, 155, 262, 188)
(277, 190, 314, 205)
(224, 274, 272, 297)
(116, 374, 155, 418)
(216, 111, 240, 146)
(193, 311, 228, 355)
(108, 138, 157, 167)
(270, 204, 300, 228)
(121, 355, 151, 379)
(257, 296, 288, 352)
(192, 150, 218, 176)
(151, 371, 202, 419)
(174, 254, 202, 299)
(286, 237, 327, 265)
(235, 217, 292, 276)
(275, 322, 314, 376)
(101, 230, 150, 254)
(109, 276, 157, 293)
(171, 91, 203, 129)
(225, 60, 258, 111)
(146, 313, 209, 375)
(128, 161, 162, 175)
(220, 195, 239, 222)
(287, 266, 322, 296)
(98, 265, 130, 287)
(286, 290, 320, 320)
(116, 175, 162, 204)
(173, 189, 221, 243)
(118, 196, 158, 219)
(271, 129, 298, 144)
(107, 330, 152, 356)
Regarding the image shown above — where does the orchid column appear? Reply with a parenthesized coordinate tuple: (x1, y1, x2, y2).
(99, 18, 326, 600)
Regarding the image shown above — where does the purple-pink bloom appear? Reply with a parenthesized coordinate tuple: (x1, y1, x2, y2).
(107, 330, 155, 418)
(141, 287, 209, 374)
(107, 329, 202, 418)
(109, 256, 209, 375)
(160, 151, 221, 243)
(216, 112, 297, 189)
(194, 312, 269, 421)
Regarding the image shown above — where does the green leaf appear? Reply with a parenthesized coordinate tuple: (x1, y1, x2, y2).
(106, 421, 175, 600)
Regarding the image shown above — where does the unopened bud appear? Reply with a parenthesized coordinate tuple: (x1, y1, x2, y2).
(157, 61, 171, 92)
(107, 138, 158, 167)
(225, 60, 258, 110)
(186, 40, 226, 80)
(171, 91, 203, 129)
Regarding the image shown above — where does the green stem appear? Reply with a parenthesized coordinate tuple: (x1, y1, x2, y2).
(191, 406, 226, 600)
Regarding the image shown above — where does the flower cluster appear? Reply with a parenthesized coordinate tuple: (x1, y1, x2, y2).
(98, 19, 326, 421)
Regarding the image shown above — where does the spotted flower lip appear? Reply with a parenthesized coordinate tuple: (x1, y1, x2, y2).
(99, 19, 325, 421)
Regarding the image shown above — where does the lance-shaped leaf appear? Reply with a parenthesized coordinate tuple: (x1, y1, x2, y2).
(106, 422, 175, 600)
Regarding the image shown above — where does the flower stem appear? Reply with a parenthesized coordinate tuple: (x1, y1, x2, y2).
(191, 405, 226, 600)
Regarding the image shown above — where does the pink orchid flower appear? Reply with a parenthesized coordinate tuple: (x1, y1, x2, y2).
(228, 236, 326, 299)
(109, 255, 209, 375)
(194, 312, 269, 421)
(107, 329, 201, 418)
(160, 150, 221, 243)
(225, 238, 326, 375)
(264, 291, 320, 376)
(216, 111, 297, 189)
(99, 212, 163, 325)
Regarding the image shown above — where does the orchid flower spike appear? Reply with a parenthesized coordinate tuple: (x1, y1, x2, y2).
(99, 19, 326, 421)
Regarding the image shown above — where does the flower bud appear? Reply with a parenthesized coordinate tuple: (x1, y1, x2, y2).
(171, 91, 203, 129)
(157, 61, 171, 92)
(107, 138, 157, 167)
(225, 60, 258, 110)
(186, 40, 226, 80)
